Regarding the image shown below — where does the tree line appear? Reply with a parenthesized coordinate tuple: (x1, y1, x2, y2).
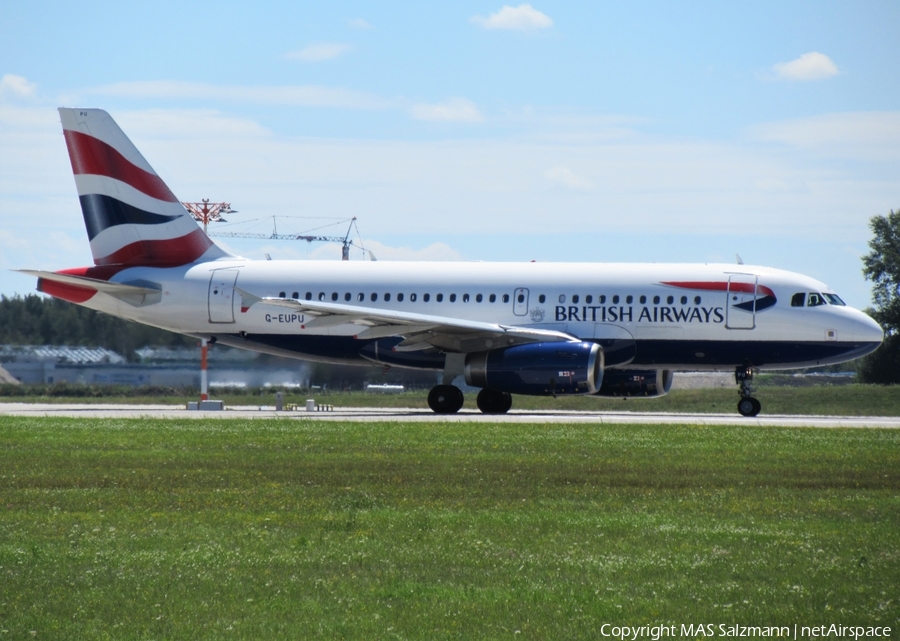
(0, 294, 194, 361)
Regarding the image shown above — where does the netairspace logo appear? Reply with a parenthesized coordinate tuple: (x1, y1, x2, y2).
(598, 624, 892, 641)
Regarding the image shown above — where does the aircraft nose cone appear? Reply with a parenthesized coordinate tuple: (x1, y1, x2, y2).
(854, 311, 884, 344)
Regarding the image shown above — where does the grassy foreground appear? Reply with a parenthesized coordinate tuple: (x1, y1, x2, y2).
(1, 418, 898, 639)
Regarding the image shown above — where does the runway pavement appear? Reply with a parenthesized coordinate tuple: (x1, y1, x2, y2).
(1, 402, 899, 428)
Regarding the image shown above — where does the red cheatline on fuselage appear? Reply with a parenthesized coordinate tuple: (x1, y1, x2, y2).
(661, 280, 776, 299)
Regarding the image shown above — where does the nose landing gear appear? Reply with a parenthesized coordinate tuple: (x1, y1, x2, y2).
(735, 365, 761, 417)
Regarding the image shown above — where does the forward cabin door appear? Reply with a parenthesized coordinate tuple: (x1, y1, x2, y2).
(208, 269, 240, 323)
(725, 274, 757, 330)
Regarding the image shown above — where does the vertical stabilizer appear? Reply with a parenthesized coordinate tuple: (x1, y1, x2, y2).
(59, 108, 230, 267)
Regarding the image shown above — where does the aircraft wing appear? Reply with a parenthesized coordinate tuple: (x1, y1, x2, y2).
(236, 288, 575, 352)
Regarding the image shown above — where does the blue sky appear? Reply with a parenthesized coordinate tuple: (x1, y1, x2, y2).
(2, 1, 899, 309)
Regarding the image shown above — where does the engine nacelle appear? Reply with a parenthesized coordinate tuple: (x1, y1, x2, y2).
(595, 369, 674, 397)
(465, 341, 603, 396)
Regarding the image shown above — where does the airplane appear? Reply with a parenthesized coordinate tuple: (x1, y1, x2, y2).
(19, 108, 884, 417)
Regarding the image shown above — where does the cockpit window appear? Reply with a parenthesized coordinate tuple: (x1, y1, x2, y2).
(824, 293, 846, 306)
(807, 293, 826, 307)
(791, 293, 805, 307)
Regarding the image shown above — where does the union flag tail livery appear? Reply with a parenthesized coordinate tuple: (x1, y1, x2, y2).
(59, 108, 229, 267)
(19, 107, 884, 418)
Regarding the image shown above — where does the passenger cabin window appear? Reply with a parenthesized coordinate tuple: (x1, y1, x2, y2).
(680, 296, 687, 305)
(437, 294, 443, 302)
(559, 294, 566, 303)
(358, 293, 364, 302)
(279, 291, 286, 298)
(331, 293, 338, 301)
(585, 295, 593, 304)
(371, 293, 378, 302)
(384, 293, 391, 302)
(410, 293, 417, 302)
(319, 292, 326, 301)
(491, 294, 497, 303)
(502, 294, 510, 303)
(807, 293, 826, 307)
(694, 296, 701, 305)
(666, 295, 674, 304)
(791, 293, 805, 307)
(476, 294, 483, 303)
(397, 293, 404, 302)
(292, 292, 299, 299)
(463, 294, 470, 302)
(344, 293, 351, 302)
(449, 294, 457, 302)
(423, 293, 431, 302)
(653, 295, 660, 305)
(599, 295, 606, 304)
(639, 295, 646, 304)
(572, 295, 579, 304)
(538, 294, 545, 303)
(305, 292, 312, 301)
(612, 295, 620, 304)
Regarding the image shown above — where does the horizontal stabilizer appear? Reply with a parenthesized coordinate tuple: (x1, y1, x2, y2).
(17, 269, 162, 306)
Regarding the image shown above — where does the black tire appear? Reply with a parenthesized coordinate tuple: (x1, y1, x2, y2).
(476, 389, 513, 414)
(750, 397, 762, 416)
(428, 384, 464, 414)
(737, 397, 761, 417)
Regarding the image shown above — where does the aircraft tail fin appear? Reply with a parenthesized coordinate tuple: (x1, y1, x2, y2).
(58, 108, 230, 267)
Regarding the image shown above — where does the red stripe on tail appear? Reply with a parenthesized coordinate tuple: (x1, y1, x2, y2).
(63, 130, 178, 203)
(94, 229, 213, 267)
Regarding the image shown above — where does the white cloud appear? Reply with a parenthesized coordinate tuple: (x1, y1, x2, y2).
(471, 4, 553, 30)
(409, 98, 484, 123)
(285, 42, 352, 62)
(772, 52, 840, 81)
(83, 80, 394, 110)
(348, 18, 373, 30)
(354, 240, 463, 262)
(0, 74, 37, 99)
(544, 166, 593, 191)
(748, 111, 900, 161)
(116, 109, 271, 140)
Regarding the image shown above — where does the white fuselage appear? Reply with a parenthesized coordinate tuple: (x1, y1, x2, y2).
(72, 258, 884, 372)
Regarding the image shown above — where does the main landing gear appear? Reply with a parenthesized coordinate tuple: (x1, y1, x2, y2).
(735, 365, 762, 417)
(426, 385, 513, 415)
(476, 388, 512, 414)
(427, 384, 464, 414)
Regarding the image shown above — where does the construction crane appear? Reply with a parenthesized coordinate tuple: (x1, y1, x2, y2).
(183, 202, 365, 261)
(212, 216, 363, 261)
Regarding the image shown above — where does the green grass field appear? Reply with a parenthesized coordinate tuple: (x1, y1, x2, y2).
(1, 417, 898, 639)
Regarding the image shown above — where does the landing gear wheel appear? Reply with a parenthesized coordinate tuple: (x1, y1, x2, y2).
(737, 397, 761, 417)
(476, 389, 513, 414)
(428, 384, 464, 414)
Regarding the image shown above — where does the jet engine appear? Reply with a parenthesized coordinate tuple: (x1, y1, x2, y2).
(465, 341, 603, 396)
(595, 369, 674, 397)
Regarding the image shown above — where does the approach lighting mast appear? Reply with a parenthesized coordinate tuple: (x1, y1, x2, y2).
(182, 199, 236, 235)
